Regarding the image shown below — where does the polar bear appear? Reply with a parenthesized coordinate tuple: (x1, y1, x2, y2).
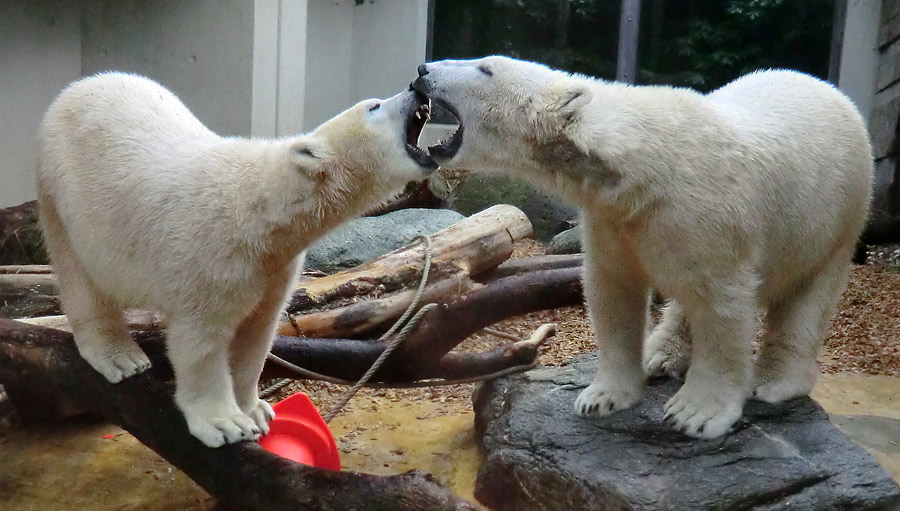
(37, 72, 435, 447)
(412, 56, 872, 438)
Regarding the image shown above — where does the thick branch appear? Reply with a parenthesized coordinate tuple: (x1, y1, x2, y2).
(0, 319, 482, 511)
(290, 204, 532, 315)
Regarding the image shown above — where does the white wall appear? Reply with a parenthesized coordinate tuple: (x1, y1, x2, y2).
(0, 1, 82, 208)
(302, 0, 429, 131)
(0, 0, 431, 208)
(81, 0, 256, 137)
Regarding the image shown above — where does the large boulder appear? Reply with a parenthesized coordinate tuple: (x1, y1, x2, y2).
(547, 225, 583, 255)
(304, 208, 465, 273)
(446, 173, 576, 242)
(474, 354, 900, 511)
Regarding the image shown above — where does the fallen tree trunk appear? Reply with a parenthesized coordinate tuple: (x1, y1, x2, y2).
(11, 265, 584, 387)
(0, 319, 483, 511)
(290, 204, 532, 315)
(0, 272, 60, 318)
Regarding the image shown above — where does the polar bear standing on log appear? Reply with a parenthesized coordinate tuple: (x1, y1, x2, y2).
(37, 73, 435, 447)
(412, 56, 873, 438)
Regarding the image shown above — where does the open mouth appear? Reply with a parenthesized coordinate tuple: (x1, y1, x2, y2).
(404, 90, 437, 170)
(426, 98, 463, 160)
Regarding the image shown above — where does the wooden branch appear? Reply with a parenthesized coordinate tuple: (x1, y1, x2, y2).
(0, 272, 60, 318)
(12, 265, 584, 387)
(0, 265, 54, 274)
(389, 267, 584, 381)
(279, 273, 479, 338)
(0, 319, 483, 511)
(478, 253, 584, 282)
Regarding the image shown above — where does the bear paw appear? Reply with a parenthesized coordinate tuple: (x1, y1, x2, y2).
(751, 374, 815, 404)
(574, 381, 644, 417)
(185, 411, 261, 448)
(244, 398, 276, 435)
(643, 329, 691, 378)
(86, 348, 152, 384)
(644, 346, 690, 378)
(663, 383, 743, 439)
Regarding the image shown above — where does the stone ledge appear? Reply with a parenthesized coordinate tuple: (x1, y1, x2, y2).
(473, 354, 900, 511)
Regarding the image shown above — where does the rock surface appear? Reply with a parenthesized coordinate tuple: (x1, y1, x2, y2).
(446, 173, 576, 242)
(473, 354, 900, 511)
(547, 225, 583, 255)
(304, 208, 464, 273)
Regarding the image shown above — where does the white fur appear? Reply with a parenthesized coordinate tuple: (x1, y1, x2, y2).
(416, 56, 873, 438)
(37, 72, 431, 447)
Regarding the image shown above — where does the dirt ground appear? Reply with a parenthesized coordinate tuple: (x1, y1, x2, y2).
(265, 239, 900, 416)
(1, 239, 898, 510)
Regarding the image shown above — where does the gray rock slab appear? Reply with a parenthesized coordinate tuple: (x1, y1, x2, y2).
(547, 225, 583, 255)
(473, 354, 900, 511)
(446, 172, 576, 242)
(304, 208, 464, 273)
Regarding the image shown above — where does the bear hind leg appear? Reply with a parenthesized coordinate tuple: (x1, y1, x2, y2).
(752, 249, 852, 403)
(644, 300, 692, 378)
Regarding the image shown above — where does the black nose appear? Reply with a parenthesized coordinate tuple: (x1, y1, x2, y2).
(417, 64, 428, 77)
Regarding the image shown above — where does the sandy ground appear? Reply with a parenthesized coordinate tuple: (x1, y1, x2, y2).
(1, 240, 898, 509)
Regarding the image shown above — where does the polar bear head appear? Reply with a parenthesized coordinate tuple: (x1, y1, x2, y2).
(411, 56, 594, 174)
(282, 89, 436, 217)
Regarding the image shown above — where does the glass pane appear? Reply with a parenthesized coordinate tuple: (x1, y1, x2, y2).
(431, 0, 835, 92)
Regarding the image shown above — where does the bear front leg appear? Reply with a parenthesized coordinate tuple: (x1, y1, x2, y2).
(230, 264, 300, 435)
(167, 318, 261, 448)
(574, 242, 649, 418)
(663, 273, 757, 438)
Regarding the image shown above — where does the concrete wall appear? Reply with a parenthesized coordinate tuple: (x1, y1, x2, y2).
(81, 0, 255, 137)
(839, 0, 882, 124)
(0, 0, 429, 208)
(302, 0, 429, 130)
(870, 0, 900, 217)
(0, 1, 82, 208)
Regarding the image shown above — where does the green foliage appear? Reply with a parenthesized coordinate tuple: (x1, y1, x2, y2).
(432, 0, 835, 91)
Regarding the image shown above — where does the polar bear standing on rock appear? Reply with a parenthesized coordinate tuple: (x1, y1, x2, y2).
(38, 73, 435, 447)
(412, 56, 873, 438)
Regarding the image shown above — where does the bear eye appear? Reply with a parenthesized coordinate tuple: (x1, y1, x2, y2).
(368, 102, 381, 112)
(478, 64, 493, 77)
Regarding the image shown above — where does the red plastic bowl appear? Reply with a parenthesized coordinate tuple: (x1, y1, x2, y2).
(258, 393, 341, 471)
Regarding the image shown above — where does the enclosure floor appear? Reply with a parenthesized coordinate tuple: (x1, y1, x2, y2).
(0, 372, 897, 510)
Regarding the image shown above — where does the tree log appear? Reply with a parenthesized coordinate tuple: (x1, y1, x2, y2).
(290, 204, 532, 315)
(11, 265, 585, 387)
(0, 319, 483, 511)
(0, 273, 60, 318)
(279, 273, 479, 337)
(0, 265, 54, 274)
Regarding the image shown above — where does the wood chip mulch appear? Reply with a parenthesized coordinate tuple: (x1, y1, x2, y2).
(265, 240, 900, 412)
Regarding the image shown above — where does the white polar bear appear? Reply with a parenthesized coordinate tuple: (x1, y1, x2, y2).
(412, 56, 872, 438)
(37, 72, 435, 447)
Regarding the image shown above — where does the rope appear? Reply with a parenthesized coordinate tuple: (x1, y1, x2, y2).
(322, 234, 434, 423)
(257, 377, 292, 399)
(259, 234, 435, 422)
(265, 354, 536, 388)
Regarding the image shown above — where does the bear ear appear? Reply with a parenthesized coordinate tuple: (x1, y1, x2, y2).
(288, 137, 331, 177)
(546, 81, 593, 118)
